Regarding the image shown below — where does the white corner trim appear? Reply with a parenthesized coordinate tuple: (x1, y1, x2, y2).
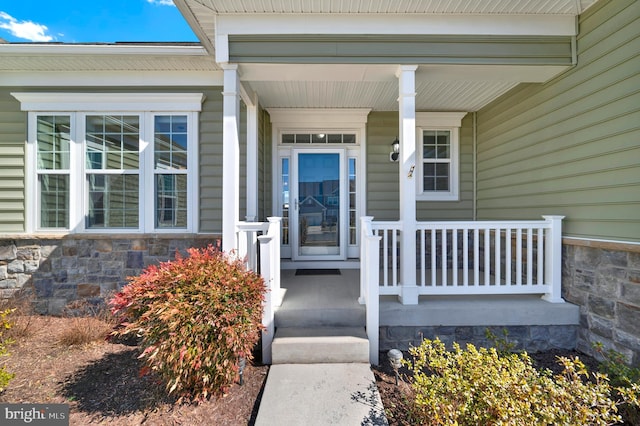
(11, 92, 206, 112)
(416, 112, 468, 128)
(267, 108, 371, 127)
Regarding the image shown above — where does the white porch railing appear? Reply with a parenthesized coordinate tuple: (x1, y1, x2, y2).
(236, 217, 281, 365)
(364, 215, 564, 302)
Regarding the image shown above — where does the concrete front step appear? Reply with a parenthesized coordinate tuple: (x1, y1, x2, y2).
(272, 327, 369, 364)
(275, 306, 365, 328)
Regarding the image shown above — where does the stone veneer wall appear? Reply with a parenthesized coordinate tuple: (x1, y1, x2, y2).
(0, 235, 220, 315)
(379, 324, 577, 353)
(562, 240, 640, 365)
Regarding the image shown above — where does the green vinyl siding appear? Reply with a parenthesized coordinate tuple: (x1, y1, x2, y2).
(258, 107, 272, 221)
(366, 111, 473, 221)
(0, 89, 26, 232)
(476, 0, 640, 242)
(366, 112, 399, 220)
(199, 90, 247, 233)
(198, 89, 223, 233)
(229, 34, 573, 65)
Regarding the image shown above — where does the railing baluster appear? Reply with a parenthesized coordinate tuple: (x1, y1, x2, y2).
(484, 228, 491, 286)
(495, 228, 501, 285)
(420, 229, 426, 287)
(527, 228, 533, 285)
(381, 229, 388, 287)
(463, 228, 469, 287)
(452, 228, 458, 287)
(431, 229, 437, 287)
(392, 229, 398, 287)
(474, 228, 480, 286)
(441, 229, 447, 286)
(505, 228, 512, 286)
(516, 229, 522, 286)
(537, 227, 544, 285)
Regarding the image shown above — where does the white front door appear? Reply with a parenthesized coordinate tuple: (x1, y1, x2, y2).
(270, 109, 370, 263)
(291, 149, 346, 260)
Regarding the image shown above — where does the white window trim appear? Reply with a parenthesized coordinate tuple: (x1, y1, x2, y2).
(18, 93, 203, 234)
(416, 112, 467, 202)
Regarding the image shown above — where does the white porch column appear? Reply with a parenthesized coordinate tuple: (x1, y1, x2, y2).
(222, 64, 241, 252)
(245, 91, 259, 222)
(397, 65, 419, 305)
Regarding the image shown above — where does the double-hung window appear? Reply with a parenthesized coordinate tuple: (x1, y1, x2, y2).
(15, 93, 203, 233)
(85, 115, 141, 229)
(416, 112, 466, 201)
(36, 115, 71, 229)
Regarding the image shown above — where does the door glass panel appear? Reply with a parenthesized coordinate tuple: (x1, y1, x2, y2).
(348, 158, 357, 245)
(298, 153, 340, 256)
(281, 157, 290, 245)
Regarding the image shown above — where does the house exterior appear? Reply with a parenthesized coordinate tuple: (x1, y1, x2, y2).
(0, 0, 638, 364)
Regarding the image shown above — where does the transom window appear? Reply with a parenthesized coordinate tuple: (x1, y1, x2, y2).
(281, 133, 356, 144)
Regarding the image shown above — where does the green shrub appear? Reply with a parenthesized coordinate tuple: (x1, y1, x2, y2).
(0, 308, 16, 392)
(593, 342, 640, 424)
(405, 338, 627, 425)
(110, 245, 266, 401)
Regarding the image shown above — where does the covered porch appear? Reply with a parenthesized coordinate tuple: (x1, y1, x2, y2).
(178, 0, 589, 365)
(238, 213, 578, 365)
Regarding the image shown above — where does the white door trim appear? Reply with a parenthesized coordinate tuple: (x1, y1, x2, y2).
(270, 109, 369, 262)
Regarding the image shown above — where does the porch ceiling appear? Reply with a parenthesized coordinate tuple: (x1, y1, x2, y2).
(238, 63, 566, 111)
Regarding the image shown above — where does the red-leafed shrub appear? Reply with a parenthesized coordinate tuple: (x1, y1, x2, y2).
(109, 245, 266, 400)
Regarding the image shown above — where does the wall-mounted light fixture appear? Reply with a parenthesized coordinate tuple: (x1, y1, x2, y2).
(390, 138, 400, 162)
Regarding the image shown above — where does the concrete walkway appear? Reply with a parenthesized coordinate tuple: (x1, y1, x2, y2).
(254, 363, 387, 426)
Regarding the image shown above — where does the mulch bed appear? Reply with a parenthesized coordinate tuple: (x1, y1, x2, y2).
(0, 315, 615, 426)
(0, 316, 268, 425)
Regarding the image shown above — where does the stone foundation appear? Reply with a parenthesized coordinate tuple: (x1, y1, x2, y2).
(562, 240, 640, 365)
(379, 324, 577, 353)
(0, 234, 220, 314)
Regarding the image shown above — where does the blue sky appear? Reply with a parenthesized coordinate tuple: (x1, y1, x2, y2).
(0, 0, 197, 43)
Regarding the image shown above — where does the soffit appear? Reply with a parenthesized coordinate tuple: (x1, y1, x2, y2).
(187, 0, 598, 14)
(239, 63, 566, 112)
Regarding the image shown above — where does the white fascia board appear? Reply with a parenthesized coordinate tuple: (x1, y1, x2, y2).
(0, 44, 209, 56)
(1, 71, 223, 87)
(11, 92, 206, 112)
(267, 108, 371, 127)
(216, 13, 577, 37)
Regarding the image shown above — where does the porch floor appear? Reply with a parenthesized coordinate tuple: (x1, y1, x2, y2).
(275, 269, 364, 327)
(275, 268, 579, 329)
(380, 294, 580, 327)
